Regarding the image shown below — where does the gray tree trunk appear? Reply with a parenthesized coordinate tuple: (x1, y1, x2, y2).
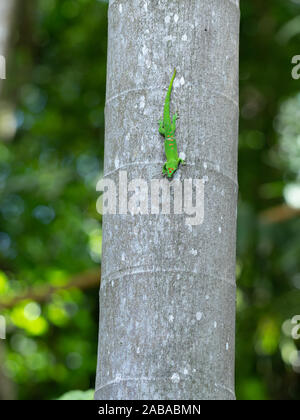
(0, 0, 15, 91)
(0, 0, 17, 400)
(95, 0, 239, 400)
(0, 0, 15, 48)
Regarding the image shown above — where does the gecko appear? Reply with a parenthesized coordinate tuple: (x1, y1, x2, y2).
(158, 68, 185, 178)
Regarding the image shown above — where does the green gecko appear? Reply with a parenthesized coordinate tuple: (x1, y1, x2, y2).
(158, 68, 185, 178)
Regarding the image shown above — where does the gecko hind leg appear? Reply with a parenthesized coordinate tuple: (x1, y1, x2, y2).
(162, 162, 167, 175)
(172, 113, 179, 131)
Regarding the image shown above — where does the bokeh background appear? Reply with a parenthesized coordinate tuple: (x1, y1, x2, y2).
(0, 0, 300, 400)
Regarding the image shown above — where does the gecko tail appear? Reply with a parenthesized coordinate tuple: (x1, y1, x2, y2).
(167, 69, 177, 95)
(163, 68, 177, 123)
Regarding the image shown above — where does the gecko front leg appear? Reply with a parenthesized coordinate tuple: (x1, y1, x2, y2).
(158, 119, 165, 136)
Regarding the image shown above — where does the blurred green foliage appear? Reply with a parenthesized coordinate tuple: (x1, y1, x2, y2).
(57, 389, 94, 400)
(0, 0, 299, 400)
(0, 0, 107, 400)
(237, 0, 300, 400)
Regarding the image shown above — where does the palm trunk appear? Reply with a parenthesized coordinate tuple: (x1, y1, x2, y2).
(95, 0, 240, 400)
(0, 0, 17, 400)
(0, 0, 15, 91)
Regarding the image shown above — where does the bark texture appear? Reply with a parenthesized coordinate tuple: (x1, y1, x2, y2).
(96, 0, 240, 400)
(0, 0, 14, 52)
(0, 0, 17, 400)
(0, 0, 15, 90)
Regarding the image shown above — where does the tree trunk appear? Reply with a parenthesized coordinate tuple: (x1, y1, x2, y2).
(0, 342, 16, 400)
(95, 0, 239, 400)
(0, 0, 15, 91)
(0, 0, 17, 400)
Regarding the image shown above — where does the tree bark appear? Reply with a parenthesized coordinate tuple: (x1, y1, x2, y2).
(0, 0, 17, 400)
(95, 0, 239, 400)
(0, 0, 15, 48)
(0, 0, 15, 91)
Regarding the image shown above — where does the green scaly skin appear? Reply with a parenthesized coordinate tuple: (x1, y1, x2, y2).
(158, 68, 185, 178)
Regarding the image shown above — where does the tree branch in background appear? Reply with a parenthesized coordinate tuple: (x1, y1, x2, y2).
(0, 270, 100, 309)
(1, 202, 299, 311)
(260, 204, 300, 223)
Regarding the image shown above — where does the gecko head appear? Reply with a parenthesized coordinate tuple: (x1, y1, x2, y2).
(166, 162, 178, 178)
